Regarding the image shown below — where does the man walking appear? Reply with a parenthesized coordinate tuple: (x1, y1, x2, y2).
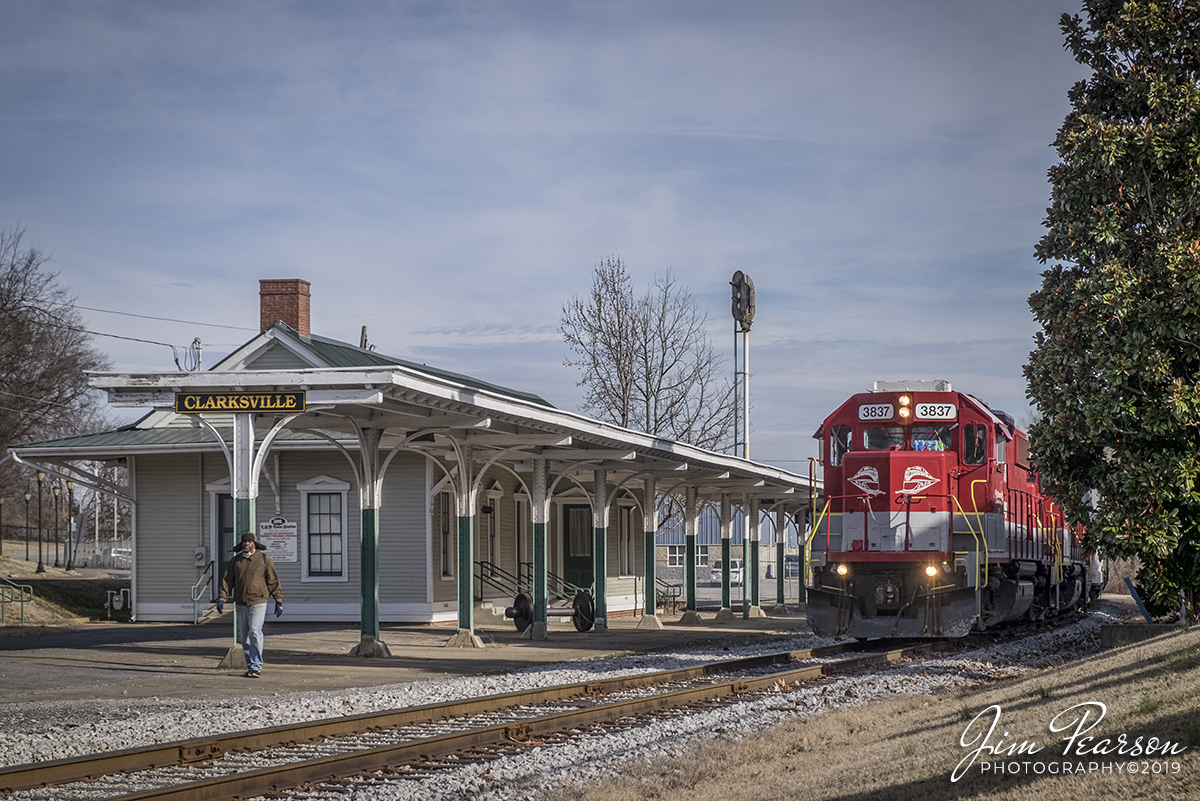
(217, 532, 283, 678)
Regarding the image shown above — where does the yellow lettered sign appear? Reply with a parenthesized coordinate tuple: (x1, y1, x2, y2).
(174, 391, 306, 414)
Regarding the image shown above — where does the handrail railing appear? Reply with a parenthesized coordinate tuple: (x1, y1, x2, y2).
(474, 560, 597, 606)
(474, 560, 525, 601)
(655, 576, 681, 613)
(0, 577, 33, 626)
(804, 498, 833, 588)
(543, 568, 590, 603)
(191, 560, 215, 625)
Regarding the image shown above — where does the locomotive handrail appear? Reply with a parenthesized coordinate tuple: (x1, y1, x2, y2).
(968, 479, 991, 590)
(948, 494, 986, 597)
(803, 498, 833, 588)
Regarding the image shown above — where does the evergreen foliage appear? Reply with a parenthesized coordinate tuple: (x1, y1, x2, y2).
(1026, 0, 1200, 615)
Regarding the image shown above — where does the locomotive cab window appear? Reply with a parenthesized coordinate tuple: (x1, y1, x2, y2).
(963, 424, 987, 464)
(829, 425, 852, 466)
(864, 426, 903, 450)
(911, 426, 951, 451)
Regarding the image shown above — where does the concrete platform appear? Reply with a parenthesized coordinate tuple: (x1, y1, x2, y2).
(0, 608, 810, 706)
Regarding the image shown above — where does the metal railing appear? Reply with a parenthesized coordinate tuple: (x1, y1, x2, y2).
(191, 561, 215, 624)
(474, 560, 525, 601)
(474, 560, 592, 605)
(655, 576, 681, 613)
(0, 577, 33, 626)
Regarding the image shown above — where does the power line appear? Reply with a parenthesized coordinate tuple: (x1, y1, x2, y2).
(37, 319, 203, 371)
(75, 305, 256, 332)
(0, 389, 76, 409)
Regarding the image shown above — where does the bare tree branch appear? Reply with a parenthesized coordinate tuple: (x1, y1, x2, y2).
(560, 256, 733, 450)
(0, 226, 112, 500)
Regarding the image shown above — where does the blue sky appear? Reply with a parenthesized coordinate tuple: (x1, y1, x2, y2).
(0, 1, 1091, 471)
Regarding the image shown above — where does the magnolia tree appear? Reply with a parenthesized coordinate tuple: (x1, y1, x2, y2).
(1026, 1, 1200, 616)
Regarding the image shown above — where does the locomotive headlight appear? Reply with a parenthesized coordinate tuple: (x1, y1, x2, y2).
(899, 394, 911, 406)
(924, 565, 938, 577)
(899, 407, 911, 418)
(835, 564, 849, 576)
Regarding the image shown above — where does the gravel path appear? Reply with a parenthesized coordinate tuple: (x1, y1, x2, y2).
(0, 601, 1131, 801)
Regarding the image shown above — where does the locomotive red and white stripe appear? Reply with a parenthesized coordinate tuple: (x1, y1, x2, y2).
(806, 380, 1104, 638)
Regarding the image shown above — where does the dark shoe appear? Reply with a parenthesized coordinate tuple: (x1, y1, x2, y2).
(244, 670, 260, 678)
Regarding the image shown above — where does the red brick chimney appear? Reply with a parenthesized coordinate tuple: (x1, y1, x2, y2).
(259, 279, 311, 338)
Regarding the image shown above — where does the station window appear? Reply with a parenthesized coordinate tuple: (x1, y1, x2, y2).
(668, 545, 685, 566)
(864, 426, 904, 450)
(297, 475, 350, 582)
(617, 505, 635, 575)
(306, 494, 343, 577)
(439, 493, 454, 578)
(912, 426, 952, 451)
(963, 424, 987, 464)
(829, 425, 852, 466)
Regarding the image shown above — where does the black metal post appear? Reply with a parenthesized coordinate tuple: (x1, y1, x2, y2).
(36, 471, 45, 574)
(24, 492, 31, 561)
(66, 482, 75, 571)
(53, 485, 61, 568)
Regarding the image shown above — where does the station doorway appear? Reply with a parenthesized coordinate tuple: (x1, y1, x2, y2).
(562, 504, 593, 590)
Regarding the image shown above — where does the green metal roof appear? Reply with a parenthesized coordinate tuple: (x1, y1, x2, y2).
(16, 426, 350, 451)
(212, 323, 554, 408)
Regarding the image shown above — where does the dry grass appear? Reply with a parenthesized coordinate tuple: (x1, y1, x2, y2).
(547, 628, 1200, 801)
(0, 550, 124, 624)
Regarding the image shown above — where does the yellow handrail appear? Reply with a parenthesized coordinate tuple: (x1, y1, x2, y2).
(804, 498, 833, 588)
(950, 494, 987, 592)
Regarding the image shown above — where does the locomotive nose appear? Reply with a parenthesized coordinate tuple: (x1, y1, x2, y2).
(843, 452, 949, 508)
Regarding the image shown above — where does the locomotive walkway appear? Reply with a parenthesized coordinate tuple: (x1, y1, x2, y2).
(0, 608, 811, 705)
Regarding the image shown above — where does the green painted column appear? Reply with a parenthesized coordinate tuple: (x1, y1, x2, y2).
(457, 512, 474, 631)
(360, 507, 380, 641)
(775, 508, 786, 606)
(743, 495, 755, 619)
(532, 458, 548, 639)
(797, 507, 808, 603)
(643, 477, 657, 616)
(720, 494, 731, 610)
(592, 470, 608, 632)
(231, 413, 256, 650)
(685, 486, 697, 612)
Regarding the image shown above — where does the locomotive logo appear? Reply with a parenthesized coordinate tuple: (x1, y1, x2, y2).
(848, 466, 883, 496)
(899, 466, 940, 495)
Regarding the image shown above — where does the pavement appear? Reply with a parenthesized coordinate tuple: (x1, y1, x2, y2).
(0, 602, 813, 706)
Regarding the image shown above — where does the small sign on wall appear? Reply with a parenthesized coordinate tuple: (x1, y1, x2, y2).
(259, 517, 298, 563)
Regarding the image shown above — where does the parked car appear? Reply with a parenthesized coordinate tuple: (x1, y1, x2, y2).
(710, 559, 743, 586)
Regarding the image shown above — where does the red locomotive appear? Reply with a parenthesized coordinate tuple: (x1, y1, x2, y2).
(805, 380, 1103, 638)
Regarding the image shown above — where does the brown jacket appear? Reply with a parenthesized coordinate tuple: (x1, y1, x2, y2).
(218, 550, 283, 606)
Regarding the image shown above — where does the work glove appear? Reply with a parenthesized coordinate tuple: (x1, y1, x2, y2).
(216, 600, 225, 614)
(275, 602, 283, 618)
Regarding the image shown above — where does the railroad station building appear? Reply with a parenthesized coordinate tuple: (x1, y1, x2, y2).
(5, 279, 817, 651)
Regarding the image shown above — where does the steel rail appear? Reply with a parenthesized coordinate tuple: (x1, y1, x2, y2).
(104, 641, 949, 801)
(0, 644, 855, 793)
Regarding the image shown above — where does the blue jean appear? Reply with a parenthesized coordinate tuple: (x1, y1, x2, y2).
(236, 602, 268, 672)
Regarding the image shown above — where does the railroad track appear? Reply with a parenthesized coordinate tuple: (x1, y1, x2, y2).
(1, 639, 964, 801)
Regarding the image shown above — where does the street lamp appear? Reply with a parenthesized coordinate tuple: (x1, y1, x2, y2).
(66, 481, 75, 571)
(24, 492, 31, 561)
(35, 471, 45, 574)
(53, 484, 61, 568)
